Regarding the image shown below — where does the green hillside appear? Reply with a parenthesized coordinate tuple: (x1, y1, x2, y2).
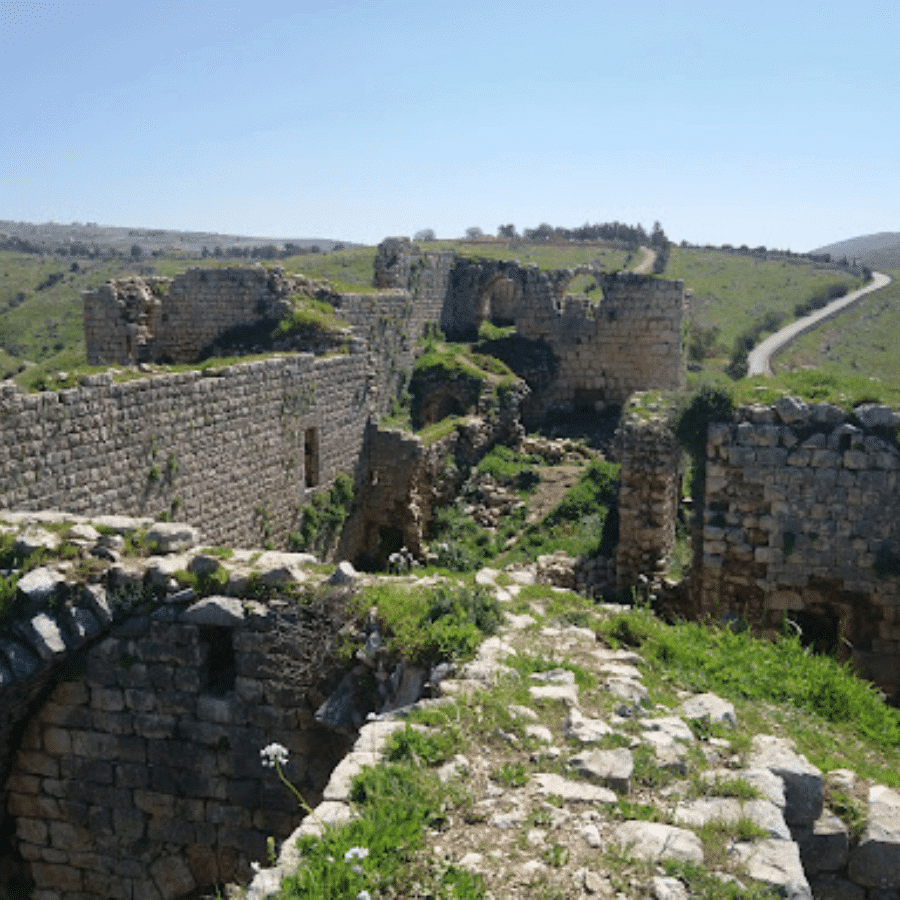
(667, 247, 864, 378)
(775, 268, 900, 387)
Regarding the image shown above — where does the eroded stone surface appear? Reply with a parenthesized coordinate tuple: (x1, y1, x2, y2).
(614, 821, 704, 864)
(848, 785, 900, 889)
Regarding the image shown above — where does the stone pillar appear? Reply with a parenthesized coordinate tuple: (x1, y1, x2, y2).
(615, 404, 683, 592)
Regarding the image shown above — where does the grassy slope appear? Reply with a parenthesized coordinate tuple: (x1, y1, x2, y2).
(667, 247, 864, 375)
(775, 267, 900, 382)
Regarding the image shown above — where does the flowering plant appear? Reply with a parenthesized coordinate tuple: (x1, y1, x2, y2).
(260, 742, 315, 818)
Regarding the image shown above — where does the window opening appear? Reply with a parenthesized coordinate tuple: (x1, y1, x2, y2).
(199, 626, 236, 695)
(304, 427, 319, 488)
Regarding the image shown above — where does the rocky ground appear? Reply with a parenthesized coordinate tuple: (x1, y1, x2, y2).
(246, 566, 900, 900)
(1, 512, 897, 900)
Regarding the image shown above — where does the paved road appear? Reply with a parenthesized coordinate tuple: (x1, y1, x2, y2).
(746, 271, 892, 376)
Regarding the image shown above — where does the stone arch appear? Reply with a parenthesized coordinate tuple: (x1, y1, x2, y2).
(476, 275, 521, 330)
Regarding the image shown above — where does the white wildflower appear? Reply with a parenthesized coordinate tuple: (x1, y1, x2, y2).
(357, 892, 372, 900)
(344, 846, 369, 862)
(260, 742, 289, 768)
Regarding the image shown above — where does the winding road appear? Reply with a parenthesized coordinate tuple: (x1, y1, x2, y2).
(746, 271, 892, 376)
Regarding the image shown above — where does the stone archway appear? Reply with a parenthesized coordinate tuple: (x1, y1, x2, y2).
(477, 275, 521, 330)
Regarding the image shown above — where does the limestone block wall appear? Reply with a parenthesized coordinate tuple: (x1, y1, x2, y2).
(84, 267, 296, 365)
(615, 411, 683, 591)
(695, 400, 900, 698)
(516, 272, 684, 412)
(0, 353, 373, 548)
(335, 246, 454, 407)
(7, 602, 350, 900)
(438, 258, 684, 412)
(339, 382, 527, 569)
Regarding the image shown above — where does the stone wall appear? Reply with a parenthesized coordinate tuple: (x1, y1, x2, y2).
(437, 258, 684, 416)
(83, 244, 683, 430)
(5, 593, 350, 899)
(695, 399, 900, 698)
(615, 409, 683, 592)
(84, 267, 298, 365)
(516, 272, 684, 412)
(339, 382, 527, 570)
(0, 353, 373, 549)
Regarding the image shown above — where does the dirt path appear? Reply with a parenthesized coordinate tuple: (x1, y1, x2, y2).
(632, 246, 656, 274)
(525, 464, 584, 525)
(747, 271, 892, 376)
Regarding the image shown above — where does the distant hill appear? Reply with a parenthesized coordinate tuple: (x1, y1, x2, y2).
(0, 220, 356, 254)
(813, 232, 900, 268)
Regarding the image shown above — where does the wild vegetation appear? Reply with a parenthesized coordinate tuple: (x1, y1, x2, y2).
(262, 577, 900, 899)
(667, 246, 866, 379)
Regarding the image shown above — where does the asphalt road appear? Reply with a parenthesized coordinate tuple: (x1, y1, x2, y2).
(746, 271, 892, 376)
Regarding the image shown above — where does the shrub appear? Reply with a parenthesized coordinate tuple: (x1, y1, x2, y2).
(509, 458, 620, 561)
(358, 581, 502, 665)
(475, 444, 541, 493)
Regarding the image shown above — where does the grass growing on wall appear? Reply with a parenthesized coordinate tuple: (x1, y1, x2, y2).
(289, 474, 355, 559)
(681, 369, 900, 415)
(350, 581, 503, 665)
(272, 295, 350, 346)
(598, 604, 900, 782)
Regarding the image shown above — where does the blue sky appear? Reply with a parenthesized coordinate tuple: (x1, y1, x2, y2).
(1, 0, 898, 250)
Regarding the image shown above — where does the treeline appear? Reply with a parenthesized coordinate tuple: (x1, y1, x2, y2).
(0, 233, 346, 261)
(199, 242, 345, 260)
(679, 239, 870, 275)
(494, 219, 669, 251)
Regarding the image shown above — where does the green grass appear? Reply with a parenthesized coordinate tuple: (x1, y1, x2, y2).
(289, 474, 355, 558)
(475, 445, 541, 493)
(275, 762, 484, 899)
(662, 860, 780, 900)
(505, 458, 620, 563)
(681, 368, 900, 415)
(597, 606, 900, 783)
(422, 239, 633, 274)
(777, 267, 900, 387)
(278, 246, 379, 293)
(350, 581, 503, 665)
(272, 296, 350, 345)
(668, 246, 864, 376)
(505, 651, 597, 691)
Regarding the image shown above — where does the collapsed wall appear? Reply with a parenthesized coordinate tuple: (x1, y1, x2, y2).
(0, 353, 372, 549)
(439, 257, 684, 416)
(613, 397, 900, 699)
(695, 399, 900, 699)
(83, 267, 300, 365)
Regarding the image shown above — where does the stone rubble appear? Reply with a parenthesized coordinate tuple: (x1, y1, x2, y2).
(241, 573, 896, 900)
